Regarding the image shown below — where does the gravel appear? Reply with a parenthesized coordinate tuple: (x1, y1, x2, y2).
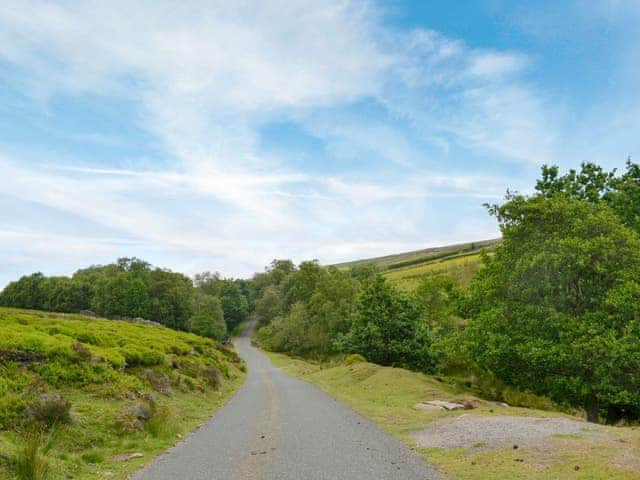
(411, 415, 600, 450)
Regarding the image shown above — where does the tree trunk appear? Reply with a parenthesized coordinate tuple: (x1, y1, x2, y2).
(585, 397, 600, 423)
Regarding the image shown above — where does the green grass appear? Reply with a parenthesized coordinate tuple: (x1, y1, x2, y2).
(334, 239, 499, 271)
(383, 252, 487, 291)
(332, 238, 499, 292)
(0, 307, 245, 480)
(266, 352, 640, 480)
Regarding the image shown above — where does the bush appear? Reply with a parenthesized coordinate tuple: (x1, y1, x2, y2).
(206, 365, 221, 390)
(24, 393, 71, 429)
(81, 451, 104, 464)
(344, 354, 366, 365)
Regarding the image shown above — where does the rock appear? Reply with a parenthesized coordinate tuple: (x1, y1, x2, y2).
(416, 400, 466, 411)
(111, 452, 144, 462)
(79, 310, 98, 317)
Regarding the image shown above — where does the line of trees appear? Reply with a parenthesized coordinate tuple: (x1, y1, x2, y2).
(0, 259, 251, 341)
(254, 160, 640, 423)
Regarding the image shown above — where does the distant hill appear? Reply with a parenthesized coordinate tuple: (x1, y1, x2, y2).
(334, 238, 500, 290)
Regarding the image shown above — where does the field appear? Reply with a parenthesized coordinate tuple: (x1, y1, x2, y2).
(333, 239, 499, 291)
(267, 352, 640, 480)
(0, 307, 245, 480)
(383, 252, 486, 291)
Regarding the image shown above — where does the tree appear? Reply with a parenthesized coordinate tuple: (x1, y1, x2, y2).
(189, 292, 227, 340)
(336, 275, 435, 371)
(533, 160, 640, 233)
(254, 285, 284, 326)
(414, 275, 463, 334)
(218, 281, 249, 331)
(40, 277, 91, 313)
(147, 269, 194, 330)
(0, 273, 46, 309)
(465, 193, 640, 422)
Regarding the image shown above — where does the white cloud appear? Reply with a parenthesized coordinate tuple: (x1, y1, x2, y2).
(0, 0, 559, 281)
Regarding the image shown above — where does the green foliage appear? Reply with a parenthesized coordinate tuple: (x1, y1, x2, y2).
(414, 275, 464, 334)
(218, 281, 249, 330)
(193, 274, 251, 331)
(344, 353, 366, 365)
(0, 273, 46, 310)
(189, 292, 227, 340)
(0, 258, 207, 333)
(24, 393, 72, 429)
(533, 159, 640, 233)
(12, 429, 51, 480)
(256, 261, 358, 356)
(254, 285, 284, 327)
(336, 276, 436, 372)
(0, 307, 245, 479)
(465, 190, 640, 422)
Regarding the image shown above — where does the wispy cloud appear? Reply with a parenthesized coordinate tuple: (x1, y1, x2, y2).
(1, 0, 634, 283)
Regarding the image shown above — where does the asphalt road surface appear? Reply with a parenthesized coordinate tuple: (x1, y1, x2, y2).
(131, 323, 441, 480)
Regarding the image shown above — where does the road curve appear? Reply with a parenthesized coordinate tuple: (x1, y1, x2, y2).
(131, 324, 441, 480)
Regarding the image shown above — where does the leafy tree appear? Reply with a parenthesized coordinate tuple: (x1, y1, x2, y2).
(147, 269, 193, 330)
(533, 159, 640, 233)
(336, 275, 435, 371)
(414, 275, 463, 334)
(40, 277, 92, 313)
(218, 281, 249, 331)
(254, 284, 284, 326)
(189, 292, 227, 340)
(465, 193, 640, 422)
(259, 302, 310, 355)
(0, 273, 46, 309)
(283, 260, 323, 305)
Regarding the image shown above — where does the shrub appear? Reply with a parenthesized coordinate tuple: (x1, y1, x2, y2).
(81, 451, 104, 464)
(344, 353, 366, 365)
(140, 368, 172, 393)
(122, 346, 164, 367)
(70, 342, 91, 363)
(146, 403, 172, 437)
(24, 393, 71, 429)
(206, 365, 221, 390)
(0, 392, 30, 430)
(12, 429, 51, 480)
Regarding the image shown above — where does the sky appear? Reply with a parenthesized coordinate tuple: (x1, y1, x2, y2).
(0, 0, 639, 285)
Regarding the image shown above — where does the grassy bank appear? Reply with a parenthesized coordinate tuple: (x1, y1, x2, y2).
(266, 352, 639, 480)
(0, 308, 245, 480)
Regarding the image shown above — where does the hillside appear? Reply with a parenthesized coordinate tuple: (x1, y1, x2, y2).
(0, 307, 245, 480)
(334, 239, 500, 290)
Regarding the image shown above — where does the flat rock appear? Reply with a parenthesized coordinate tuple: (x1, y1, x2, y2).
(415, 400, 466, 411)
(112, 452, 144, 462)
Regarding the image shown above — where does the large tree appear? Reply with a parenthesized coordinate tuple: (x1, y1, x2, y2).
(336, 275, 435, 371)
(465, 190, 640, 422)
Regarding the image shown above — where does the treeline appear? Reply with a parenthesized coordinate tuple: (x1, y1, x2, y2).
(254, 160, 640, 423)
(0, 258, 251, 340)
(253, 259, 458, 371)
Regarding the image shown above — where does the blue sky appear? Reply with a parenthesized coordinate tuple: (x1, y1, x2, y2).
(0, 0, 639, 285)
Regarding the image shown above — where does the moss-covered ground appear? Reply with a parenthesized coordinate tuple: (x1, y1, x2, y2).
(0, 307, 245, 480)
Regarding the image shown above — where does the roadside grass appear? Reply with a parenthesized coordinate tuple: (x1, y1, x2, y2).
(384, 253, 486, 291)
(266, 352, 639, 480)
(0, 307, 245, 480)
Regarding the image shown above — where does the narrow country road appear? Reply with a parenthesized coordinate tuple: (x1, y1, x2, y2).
(131, 322, 441, 480)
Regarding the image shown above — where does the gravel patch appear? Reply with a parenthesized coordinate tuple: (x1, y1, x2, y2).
(412, 415, 600, 450)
